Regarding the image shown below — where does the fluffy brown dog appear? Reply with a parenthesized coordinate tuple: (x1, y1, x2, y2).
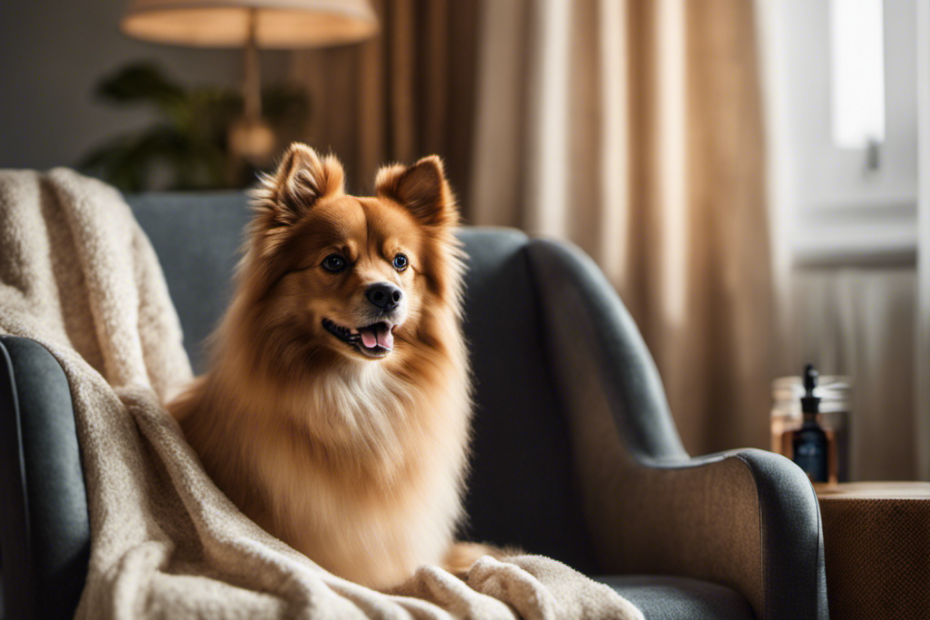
(169, 143, 492, 589)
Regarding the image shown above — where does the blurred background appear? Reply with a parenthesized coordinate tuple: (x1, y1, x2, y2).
(1, 0, 928, 482)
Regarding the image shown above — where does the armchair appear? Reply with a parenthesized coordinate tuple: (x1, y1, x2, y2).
(0, 192, 827, 619)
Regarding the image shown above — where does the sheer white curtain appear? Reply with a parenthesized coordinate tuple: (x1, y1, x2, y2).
(759, 0, 930, 480)
(788, 270, 919, 480)
(914, 0, 930, 480)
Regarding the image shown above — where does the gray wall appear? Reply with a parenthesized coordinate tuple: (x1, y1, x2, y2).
(0, 0, 288, 171)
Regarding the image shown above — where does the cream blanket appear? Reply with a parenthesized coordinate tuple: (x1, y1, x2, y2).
(0, 169, 642, 620)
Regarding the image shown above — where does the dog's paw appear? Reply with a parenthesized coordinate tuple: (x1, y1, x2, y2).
(441, 542, 522, 579)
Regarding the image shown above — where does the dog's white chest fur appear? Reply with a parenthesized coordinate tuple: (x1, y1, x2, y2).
(248, 364, 471, 589)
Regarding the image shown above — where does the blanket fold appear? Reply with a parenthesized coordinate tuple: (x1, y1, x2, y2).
(0, 168, 641, 620)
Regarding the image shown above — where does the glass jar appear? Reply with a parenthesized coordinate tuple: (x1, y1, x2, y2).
(772, 375, 852, 484)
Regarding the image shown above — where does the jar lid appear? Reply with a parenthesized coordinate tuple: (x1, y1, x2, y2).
(772, 376, 852, 413)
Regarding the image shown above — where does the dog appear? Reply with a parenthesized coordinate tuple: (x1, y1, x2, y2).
(168, 143, 499, 590)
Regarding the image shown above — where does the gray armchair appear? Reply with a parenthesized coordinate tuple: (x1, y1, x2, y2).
(0, 192, 827, 619)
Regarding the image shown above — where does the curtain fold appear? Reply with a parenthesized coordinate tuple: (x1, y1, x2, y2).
(470, 0, 774, 455)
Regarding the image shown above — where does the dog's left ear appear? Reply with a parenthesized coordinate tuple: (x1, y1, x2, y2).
(375, 156, 457, 227)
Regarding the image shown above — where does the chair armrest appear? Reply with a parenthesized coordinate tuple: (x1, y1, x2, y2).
(0, 335, 89, 620)
(618, 449, 828, 620)
(525, 239, 828, 620)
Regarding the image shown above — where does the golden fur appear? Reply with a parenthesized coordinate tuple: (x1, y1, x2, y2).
(169, 144, 494, 589)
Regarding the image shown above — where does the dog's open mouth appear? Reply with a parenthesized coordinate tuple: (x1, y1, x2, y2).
(322, 318, 395, 358)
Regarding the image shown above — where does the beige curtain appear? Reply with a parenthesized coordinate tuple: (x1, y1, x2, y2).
(470, 0, 774, 455)
(289, 0, 480, 201)
(289, 0, 774, 456)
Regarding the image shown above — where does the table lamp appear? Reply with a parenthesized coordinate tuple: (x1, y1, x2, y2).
(121, 0, 379, 162)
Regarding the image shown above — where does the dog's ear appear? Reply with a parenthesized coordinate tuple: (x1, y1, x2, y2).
(254, 143, 345, 227)
(375, 156, 457, 227)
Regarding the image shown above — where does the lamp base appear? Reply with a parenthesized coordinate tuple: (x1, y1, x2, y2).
(229, 117, 276, 166)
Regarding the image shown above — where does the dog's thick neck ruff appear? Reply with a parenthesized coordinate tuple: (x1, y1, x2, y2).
(169, 144, 473, 590)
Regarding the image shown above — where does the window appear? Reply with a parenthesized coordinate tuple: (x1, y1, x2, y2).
(759, 0, 917, 266)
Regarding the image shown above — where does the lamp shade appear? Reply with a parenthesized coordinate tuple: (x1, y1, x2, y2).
(122, 0, 379, 48)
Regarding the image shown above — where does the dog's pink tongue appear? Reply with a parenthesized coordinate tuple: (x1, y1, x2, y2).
(361, 329, 378, 349)
(360, 324, 394, 350)
(376, 324, 394, 349)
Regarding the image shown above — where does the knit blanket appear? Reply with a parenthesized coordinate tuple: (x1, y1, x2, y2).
(0, 169, 642, 620)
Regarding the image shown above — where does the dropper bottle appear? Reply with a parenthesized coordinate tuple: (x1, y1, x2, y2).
(792, 364, 829, 483)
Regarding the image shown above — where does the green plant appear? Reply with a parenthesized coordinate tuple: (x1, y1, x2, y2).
(79, 62, 308, 192)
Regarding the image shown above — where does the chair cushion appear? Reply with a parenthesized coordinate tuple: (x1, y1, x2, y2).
(595, 575, 755, 620)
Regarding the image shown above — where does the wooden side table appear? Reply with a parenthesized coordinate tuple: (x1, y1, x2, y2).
(815, 482, 930, 620)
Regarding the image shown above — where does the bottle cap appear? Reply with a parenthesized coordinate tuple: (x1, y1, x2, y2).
(801, 364, 821, 414)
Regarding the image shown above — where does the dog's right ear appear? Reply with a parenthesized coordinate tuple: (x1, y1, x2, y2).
(252, 143, 345, 228)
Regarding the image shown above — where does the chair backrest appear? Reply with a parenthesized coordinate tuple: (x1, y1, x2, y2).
(128, 193, 600, 572)
(129, 192, 252, 373)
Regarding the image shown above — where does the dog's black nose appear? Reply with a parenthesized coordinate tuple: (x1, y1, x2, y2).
(366, 282, 402, 311)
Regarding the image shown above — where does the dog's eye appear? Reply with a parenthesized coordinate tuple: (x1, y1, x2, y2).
(392, 254, 409, 271)
(321, 254, 347, 273)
